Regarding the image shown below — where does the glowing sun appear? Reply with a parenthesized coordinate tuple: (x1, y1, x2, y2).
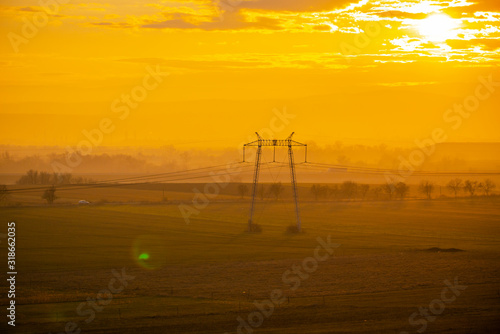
(416, 14, 459, 42)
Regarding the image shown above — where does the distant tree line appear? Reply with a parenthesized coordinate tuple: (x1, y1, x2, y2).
(309, 181, 409, 201)
(306, 178, 497, 202)
(310, 182, 371, 201)
(16, 170, 95, 185)
(0, 183, 58, 205)
(414, 178, 496, 199)
(446, 178, 496, 198)
(237, 181, 414, 202)
(237, 182, 285, 200)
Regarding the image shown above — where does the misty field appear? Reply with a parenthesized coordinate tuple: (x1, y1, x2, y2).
(2, 196, 500, 333)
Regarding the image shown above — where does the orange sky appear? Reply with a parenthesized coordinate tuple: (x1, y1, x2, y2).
(1, 0, 500, 148)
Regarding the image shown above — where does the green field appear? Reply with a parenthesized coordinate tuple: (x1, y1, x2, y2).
(2, 195, 500, 333)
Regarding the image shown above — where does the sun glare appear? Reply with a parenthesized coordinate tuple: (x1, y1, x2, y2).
(416, 13, 460, 42)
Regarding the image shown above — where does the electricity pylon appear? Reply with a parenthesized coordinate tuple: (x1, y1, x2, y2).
(243, 132, 307, 232)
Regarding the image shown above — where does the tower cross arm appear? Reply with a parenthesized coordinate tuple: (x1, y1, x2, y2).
(244, 140, 306, 147)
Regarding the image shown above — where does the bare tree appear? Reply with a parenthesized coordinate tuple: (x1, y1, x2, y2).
(59, 173, 72, 184)
(311, 184, 329, 200)
(28, 169, 38, 184)
(382, 182, 395, 200)
(359, 184, 370, 200)
(373, 186, 383, 200)
(464, 180, 478, 197)
(17, 169, 38, 184)
(341, 181, 358, 200)
(40, 171, 51, 184)
(479, 179, 496, 196)
(395, 182, 410, 200)
(447, 178, 463, 199)
(17, 170, 73, 185)
(51, 172, 61, 185)
(42, 186, 57, 204)
(419, 181, 434, 199)
(269, 182, 284, 200)
(237, 184, 249, 199)
(310, 184, 320, 201)
(0, 185, 9, 204)
(1, 151, 11, 160)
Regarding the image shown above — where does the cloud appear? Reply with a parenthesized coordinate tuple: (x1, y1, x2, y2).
(2, 0, 499, 65)
(447, 38, 500, 50)
(376, 81, 438, 86)
(117, 56, 273, 70)
(375, 10, 427, 20)
(115, 54, 352, 71)
(19, 7, 42, 12)
(89, 21, 133, 28)
(236, 0, 355, 12)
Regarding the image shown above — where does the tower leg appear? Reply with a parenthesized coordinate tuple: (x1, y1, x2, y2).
(288, 145, 301, 232)
(248, 144, 262, 231)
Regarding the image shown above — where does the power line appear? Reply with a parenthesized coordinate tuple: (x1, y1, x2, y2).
(6, 163, 248, 194)
(6, 163, 288, 194)
(303, 162, 500, 176)
(5, 155, 500, 196)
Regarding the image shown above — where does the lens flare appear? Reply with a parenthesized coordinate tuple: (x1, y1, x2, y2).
(132, 236, 167, 270)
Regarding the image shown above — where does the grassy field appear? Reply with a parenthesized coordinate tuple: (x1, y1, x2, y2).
(1, 195, 500, 333)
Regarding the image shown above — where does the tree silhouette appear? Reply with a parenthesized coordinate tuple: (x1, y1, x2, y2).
(447, 178, 463, 198)
(28, 169, 38, 184)
(341, 181, 358, 200)
(311, 184, 329, 200)
(16, 170, 73, 185)
(0, 185, 9, 204)
(464, 180, 478, 197)
(42, 186, 57, 204)
(419, 181, 434, 199)
(395, 182, 410, 200)
(480, 179, 496, 196)
(359, 184, 370, 200)
(269, 182, 284, 200)
(382, 182, 395, 200)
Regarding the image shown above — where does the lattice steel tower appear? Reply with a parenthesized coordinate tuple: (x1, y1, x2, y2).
(243, 132, 307, 232)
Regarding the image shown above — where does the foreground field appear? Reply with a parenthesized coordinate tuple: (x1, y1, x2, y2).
(1, 197, 500, 333)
